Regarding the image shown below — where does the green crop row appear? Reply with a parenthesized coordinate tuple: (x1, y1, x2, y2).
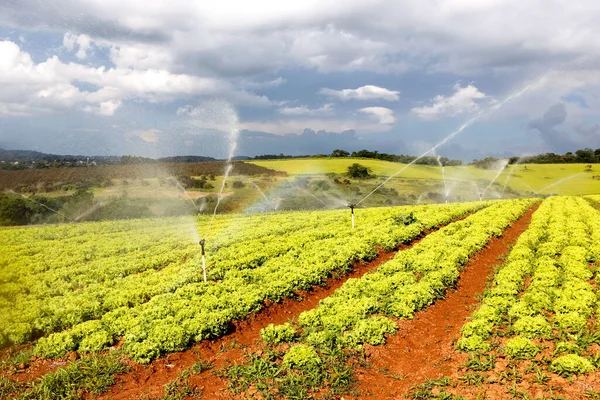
(1, 202, 487, 358)
(457, 196, 600, 377)
(1, 212, 354, 342)
(259, 198, 534, 353)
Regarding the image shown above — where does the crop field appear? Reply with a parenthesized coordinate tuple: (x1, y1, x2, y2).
(1, 196, 600, 399)
(250, 158, 600, 196)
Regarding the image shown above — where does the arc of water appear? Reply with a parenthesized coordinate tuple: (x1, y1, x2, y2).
(294, 184, 328, 207)
(249, 179, 275, 210)
(536, 173, 583, 194)
(173, 179, 202, 212)
(481, 159, 509, 197)
(203, 122, 240, 240)
(501, 163, 518, 197)
(357, 57, 591, 206)
(8, 190, 74, 222)
(436, 155, 449, 200)
(518, 179, 537, 194)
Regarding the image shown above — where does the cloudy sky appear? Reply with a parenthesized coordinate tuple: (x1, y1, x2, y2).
(1, 0, 600, 160)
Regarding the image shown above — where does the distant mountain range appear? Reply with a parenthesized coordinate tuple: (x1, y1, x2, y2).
(0, 149, 218, 164)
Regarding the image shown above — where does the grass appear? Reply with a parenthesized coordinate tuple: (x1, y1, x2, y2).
(20, 352, 128, 400)
(161, 359, 213, 400)
(250, 158, 600, 196)
(218, 347, 354, 399)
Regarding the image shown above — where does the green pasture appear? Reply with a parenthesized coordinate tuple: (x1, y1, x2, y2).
(249, 159, 600, 196)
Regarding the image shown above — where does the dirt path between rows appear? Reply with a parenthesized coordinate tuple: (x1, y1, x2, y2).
(350, 203, 538, 399)
(99, 220, 464, 399)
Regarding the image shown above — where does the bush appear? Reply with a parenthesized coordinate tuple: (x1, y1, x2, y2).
(347, 163, 372, 179)
(232, 180, 245, 188)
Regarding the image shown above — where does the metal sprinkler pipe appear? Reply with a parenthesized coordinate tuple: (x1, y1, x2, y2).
(347, 203, 356, 229)
(199, 239, 207, 282)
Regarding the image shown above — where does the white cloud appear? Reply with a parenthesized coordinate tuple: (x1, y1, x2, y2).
(0, 40, 270, 117)
(63, 32, 93, 60)
(278, 104, 333, 116)
(241, 118, 392, 135)
(127, 128, 161, 142)
(358, 107, 397, 124)
(319, 85, 400, 101)
(411, 83, 487, 120)
(5, 0, 599, 77)
(242, 77, 287, 89)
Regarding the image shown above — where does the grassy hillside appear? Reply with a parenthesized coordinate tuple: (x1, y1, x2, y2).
(249, 158, 600, 196)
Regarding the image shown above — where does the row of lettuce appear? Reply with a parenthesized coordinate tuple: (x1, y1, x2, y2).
(248, 198, 534, 387)
(1, 210, 356, 342)
(456, 196, 600, 377)
(1, 201, 488, 359)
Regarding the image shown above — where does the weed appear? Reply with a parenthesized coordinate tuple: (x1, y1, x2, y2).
(21, 352, 128, 399)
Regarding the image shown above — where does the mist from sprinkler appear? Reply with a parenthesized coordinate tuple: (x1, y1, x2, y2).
(355, 58, 588, 206)
(481, 159, 509, 198)
(8, 190, 74, 222)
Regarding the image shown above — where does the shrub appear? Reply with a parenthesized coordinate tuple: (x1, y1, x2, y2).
(347, 163, 372, 179)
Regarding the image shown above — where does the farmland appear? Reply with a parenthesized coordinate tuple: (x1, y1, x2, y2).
(1, 196, 600, 399)
(251, 158, 600, 196)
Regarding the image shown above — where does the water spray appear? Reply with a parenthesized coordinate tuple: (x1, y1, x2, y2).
(199, 238, 207, 282)
(356, 57, 590, 206)
(8, 190, 74, 222)
(347, 203, 357, 229)
(481, 159, 509, 198)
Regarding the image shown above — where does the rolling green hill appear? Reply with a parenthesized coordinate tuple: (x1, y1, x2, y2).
(249, 158, 600, 196)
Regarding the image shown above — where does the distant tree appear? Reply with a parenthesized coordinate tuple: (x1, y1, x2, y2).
(232, 180, 245, 188)
(347, 163, 372, 179)
(331, 149, 350, 157)
(575, 148, 595, 163)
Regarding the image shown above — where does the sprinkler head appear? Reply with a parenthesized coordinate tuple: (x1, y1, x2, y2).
(347, 203, 357, 213)
(199, 239, 206, 255)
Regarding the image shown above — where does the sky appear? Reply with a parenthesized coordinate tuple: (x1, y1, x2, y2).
(1, 0, 600, 161)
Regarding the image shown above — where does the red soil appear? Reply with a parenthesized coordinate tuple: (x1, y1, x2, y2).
(350, 203, 539, 399)
(98, 224, 450, 399)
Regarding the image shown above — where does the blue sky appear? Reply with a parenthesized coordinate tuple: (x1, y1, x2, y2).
(1, 0, 600, 161)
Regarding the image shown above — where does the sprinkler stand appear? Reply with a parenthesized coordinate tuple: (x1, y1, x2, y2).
(347, 203, 356, 229)
(199, 239, 207, 282)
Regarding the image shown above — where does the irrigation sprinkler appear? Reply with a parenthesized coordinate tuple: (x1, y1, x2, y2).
(199, 238, 207, 282)
(347, 203, 357, 229)
(479, 192, 483, 202)
(445, 194, 449, 204)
